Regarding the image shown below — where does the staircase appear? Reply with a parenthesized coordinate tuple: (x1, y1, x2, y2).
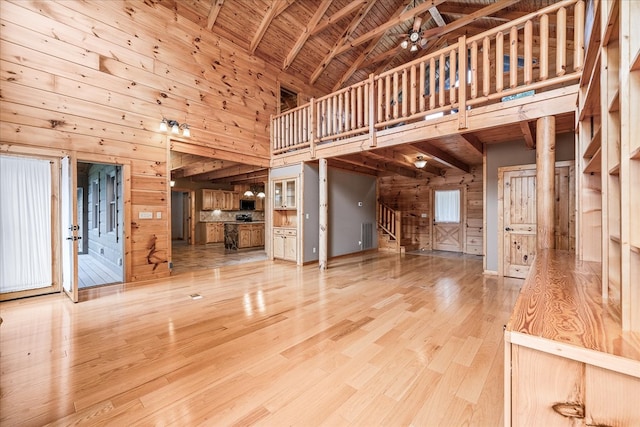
(377, 202, 404, 253)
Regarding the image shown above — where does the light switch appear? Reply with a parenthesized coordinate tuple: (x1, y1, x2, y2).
(156, 212, 162, 219)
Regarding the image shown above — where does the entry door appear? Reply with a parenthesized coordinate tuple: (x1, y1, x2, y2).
(501, 164, 573, 278)
(432, 188, 463, 252)
(61, 156, 79, 302)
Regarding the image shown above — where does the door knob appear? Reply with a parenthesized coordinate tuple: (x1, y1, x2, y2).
(505, 227, 512, 231)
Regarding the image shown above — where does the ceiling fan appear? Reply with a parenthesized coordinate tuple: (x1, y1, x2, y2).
(399, 15, 428, 52)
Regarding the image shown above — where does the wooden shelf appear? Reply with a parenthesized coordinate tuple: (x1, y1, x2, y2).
(608, 90, 619, 113)
(602, 0, 619, 46)
(630, 146, 640, 160)
(579, 52, 602, 121)
(583, 146, 602, 174)
(610, 234, 621, 244)
(583, 125, 601, 158)
(580, 6, 602, 88)
(631, 244, 640, 255)
(609, 163, 620, 175)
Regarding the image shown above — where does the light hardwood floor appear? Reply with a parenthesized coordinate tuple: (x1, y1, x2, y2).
(171, 240, 268, 274)
(0, 251, 523, 426)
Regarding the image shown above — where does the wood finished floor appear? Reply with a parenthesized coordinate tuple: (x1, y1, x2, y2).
(78, 254, 122, 288)
(0, 251, 523, 426)
(171, 240, 268, 274)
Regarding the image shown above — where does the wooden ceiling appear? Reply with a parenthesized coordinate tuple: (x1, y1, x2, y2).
(162, 0, 573, 182)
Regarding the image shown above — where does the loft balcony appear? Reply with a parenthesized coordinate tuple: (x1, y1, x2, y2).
(271, 0, 584, 171)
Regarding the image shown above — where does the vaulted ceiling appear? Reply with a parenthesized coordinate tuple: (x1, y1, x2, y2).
(162, 0, 573, 183)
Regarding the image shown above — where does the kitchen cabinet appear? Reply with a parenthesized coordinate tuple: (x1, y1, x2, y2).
(273, 179, 296, 209)
(273, 228, 296, 262)
(201, 189, 240, 211)
(198, 222, 224, 244)
(233, 223, 265, 249)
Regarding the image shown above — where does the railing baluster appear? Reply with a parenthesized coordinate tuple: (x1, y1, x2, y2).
(429, 57, 436, 110)
(385, 75, 391, 120)
(540, 14, 549, 81)
(471, 41, 478, 99)
(377, 77, 384, 124)
(556, 7, 567, 76)
(524, 20, 533, 85)
(510, 26, 518, 88)
(338, 92, 343, 134)
(483, 37, 490, 96)
(458, 35, 467, 130)
(574, 0, 584, 71)
(364, 81, 369, 128)
(450, 49, 457, 105)
(403, 68, 409, 117)
(356, 85, 362, 128)
(350, 88, 357, 130)
(393, 72, 399, 119)
(439, 54, 445, 107)
(496, 32, 504, 93)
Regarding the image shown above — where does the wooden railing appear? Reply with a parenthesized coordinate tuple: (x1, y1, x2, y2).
(378, 202, 401, 251)
(271, 0, 584, 156)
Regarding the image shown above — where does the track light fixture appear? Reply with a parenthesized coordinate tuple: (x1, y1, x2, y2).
(159, 118, 190, 137)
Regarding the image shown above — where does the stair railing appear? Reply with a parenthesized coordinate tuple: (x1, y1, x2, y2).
(378, 202, 402, 251)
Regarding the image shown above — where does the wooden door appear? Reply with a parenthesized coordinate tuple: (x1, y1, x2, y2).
(432, 188, 463, 252)
(503, 168, 537, 278)
(61, 155, 79, 302)
(501, 164, 574, 278)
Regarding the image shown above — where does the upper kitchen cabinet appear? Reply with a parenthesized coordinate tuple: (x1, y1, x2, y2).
(273, 179, 296, 209)
(201, 189, 240, 211)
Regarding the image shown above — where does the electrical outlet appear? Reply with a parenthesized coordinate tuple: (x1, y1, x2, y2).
(358, 240, 362, 245)
(421, 213, 428, 218)
(312, 247, 316, 253)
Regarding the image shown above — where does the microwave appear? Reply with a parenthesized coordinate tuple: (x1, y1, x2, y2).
(240, 199, 255, 210)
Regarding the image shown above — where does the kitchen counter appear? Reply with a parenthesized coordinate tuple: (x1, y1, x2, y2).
(224, 222, 265, 250)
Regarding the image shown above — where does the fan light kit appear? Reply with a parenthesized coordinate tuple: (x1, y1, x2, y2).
(160, 118, 190, 137)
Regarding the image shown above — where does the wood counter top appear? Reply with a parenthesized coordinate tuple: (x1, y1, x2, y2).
(506, 250, 640, 366)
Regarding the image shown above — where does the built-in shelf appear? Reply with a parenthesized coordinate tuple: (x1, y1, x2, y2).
(608, 164, 620, 175)
(631, 146, 640, 160)
(583, 126, 602, 158)
(608, 90, 619, 113)
(583, 146, 602, 174)
(580, 7, 602, 87)
(610, 234, 621, 244)
(602, 0, 619, 46)
(631, 49, 640, 72)
(579, 52, 602, 121)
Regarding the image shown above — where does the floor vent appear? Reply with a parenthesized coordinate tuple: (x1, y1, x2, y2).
(361, 222, 373, 250)
(190, 294, 203, 300)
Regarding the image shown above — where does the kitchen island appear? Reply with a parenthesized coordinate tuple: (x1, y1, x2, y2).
(224, 222, 265, 250)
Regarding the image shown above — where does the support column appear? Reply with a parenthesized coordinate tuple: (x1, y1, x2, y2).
(536, 116, 556, 250)
(319, 158, 328, 270)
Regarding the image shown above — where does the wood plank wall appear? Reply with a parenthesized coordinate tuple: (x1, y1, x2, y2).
(0, 0, 318, 282)
(378, 167, 483, 254)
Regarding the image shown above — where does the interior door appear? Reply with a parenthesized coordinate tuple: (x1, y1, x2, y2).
(432, 188, 463, 252)
(503, 168, 537, 278)
(61, 155, 79, 302)
(502, 164, 573, 278)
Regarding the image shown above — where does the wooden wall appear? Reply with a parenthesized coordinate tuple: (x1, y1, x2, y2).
(0, 0, 317, 282)
(378, 167, 483, 255)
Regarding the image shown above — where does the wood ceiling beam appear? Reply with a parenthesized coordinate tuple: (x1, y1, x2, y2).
(334, 0, 447, 57)
(458, 133, 484, 155)
(418, 0, 521, 41)
(312, 0, 368, 36)
(249, 0, 295, 54)
(410, 141, 471, 173)
(327, 158, 380, 176)
(520, 120, 536, 149)
(206, 0, 225, 30)
(332, 1, 409, 91)
(193, 165, 267, 182)
(309, 0, 377, 85)
(283, 0, 333, 70)
(173, 159, 228, 178)
(171, 152, 206, 171)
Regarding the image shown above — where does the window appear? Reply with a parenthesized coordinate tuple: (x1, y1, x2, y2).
(91, 179, 99, 230)
(435, 189, 460, 223)
(106, 173, 116, 233)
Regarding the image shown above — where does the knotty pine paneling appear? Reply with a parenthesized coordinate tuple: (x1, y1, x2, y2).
(379, 168, 483, 254)
(0, 0, 282, 283)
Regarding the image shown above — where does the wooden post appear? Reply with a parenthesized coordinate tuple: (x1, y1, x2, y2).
(536, 116, 556, 250)
(319, 158, 328, 270)
(309, 98, 316, 159)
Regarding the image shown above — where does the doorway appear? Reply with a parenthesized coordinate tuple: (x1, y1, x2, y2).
(171, 189, 195, 245)
(75, 162, 124, 289)
(432, 186, 465, 252)
(499, 161, 575, 278)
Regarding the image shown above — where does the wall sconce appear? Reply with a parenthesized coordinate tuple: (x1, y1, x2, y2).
(170, 180, 175, 187)
(414, 156, 427, 168)
(160, 118, 190, 137)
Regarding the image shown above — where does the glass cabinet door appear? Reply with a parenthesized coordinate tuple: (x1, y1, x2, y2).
(274, 181, 283, 208)
(285, 179, 296, 208)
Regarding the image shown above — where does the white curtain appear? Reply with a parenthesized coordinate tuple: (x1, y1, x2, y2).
(435, 189, 460, 223)
(0, 155, 52, 293)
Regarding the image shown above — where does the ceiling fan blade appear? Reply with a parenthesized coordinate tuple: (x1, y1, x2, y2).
(412, 16, 422, 32)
